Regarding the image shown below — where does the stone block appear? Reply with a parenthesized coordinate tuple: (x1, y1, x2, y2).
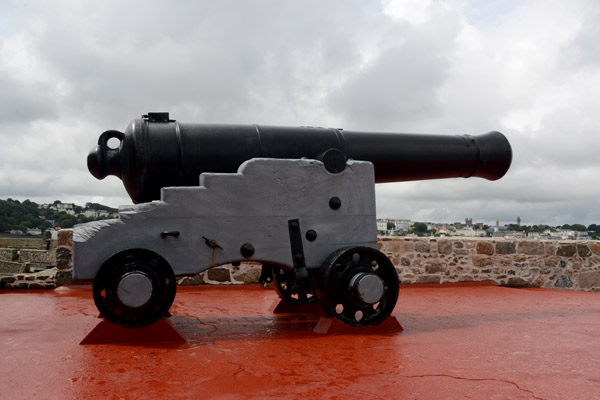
(178, 273, 206, 286)
(437, 241, 452, 255)
(206, 268, 231, 283)
(544, 257, 558, 268)
(232, 266, 262, 283)
(590, 242, 600, 255)
(496, 242, 516, 254)
(505, 277, 531, 288)
(0, 237, 45, 250)
(476, 242, 494, 255)
(425, 262, 446, 274)
(518, 241, 544, 255)
(57, 229, 73, 249)
(577, 271, 600, 289)
(56, 247, 72, 270)
(554, 275, 573, 288)
(380, 239, 414, 254)
(0, 276, 16, 283)
(472, 256, 493, 268)
(55, 270, 72, 286)
(0, 248, 18, 261)
(544, 243, 556, 256)
(557, 245, 576, 257)
(19, 249, 50, 264)
(416, 275, 441, 284)
(464, 240, 477, 249)
(577, 244, 592, 258)
(0, 260, 23, 273)
(415, 241, 430, 253)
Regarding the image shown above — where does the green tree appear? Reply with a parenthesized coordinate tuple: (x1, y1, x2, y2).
(413, 222, 428, 236)
(572, 224, 587, 232)
(57, 217, 75, 228)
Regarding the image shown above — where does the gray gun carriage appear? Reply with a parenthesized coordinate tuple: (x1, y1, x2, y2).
(74, 113, 512, 328)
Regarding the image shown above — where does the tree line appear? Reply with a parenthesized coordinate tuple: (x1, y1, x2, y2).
(0, 199, 117, 237)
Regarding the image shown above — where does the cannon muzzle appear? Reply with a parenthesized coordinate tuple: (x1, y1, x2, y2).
(88, 113, 512, 203)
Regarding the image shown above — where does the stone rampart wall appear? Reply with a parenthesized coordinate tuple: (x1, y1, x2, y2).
(378, 237, 600, 291)
(0, 238, 57, 289)
(19, 249, 52, 265)
(179, 237, 600, 291)
(0, 249, 18, 262)
(0, 260, 23, 274)
(4, 232, 600, 291)
(0, 237, 46, 250)
(176, 237, 600, 291)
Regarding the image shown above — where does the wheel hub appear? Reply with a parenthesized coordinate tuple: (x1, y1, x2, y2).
(350, 273, 384, 305)
(117, 272, 154, 308)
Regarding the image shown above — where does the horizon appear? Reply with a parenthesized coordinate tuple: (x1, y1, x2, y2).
(1, 197, 595, 228)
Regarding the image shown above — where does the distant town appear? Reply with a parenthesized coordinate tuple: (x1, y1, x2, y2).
(0, 199, 118, 239)
(378, 217, 599, 240)
(1, 198, 598, 240)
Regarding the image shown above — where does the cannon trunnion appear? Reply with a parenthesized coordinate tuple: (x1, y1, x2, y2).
(75, 113, 512, 329)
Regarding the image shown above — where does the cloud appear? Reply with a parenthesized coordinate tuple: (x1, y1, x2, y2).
(0, 0, 598, 226)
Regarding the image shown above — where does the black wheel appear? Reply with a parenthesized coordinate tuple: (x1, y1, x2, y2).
(316, 247, 399, 327)
(273, 267, 317, 305)
(92, 249, 176, 328)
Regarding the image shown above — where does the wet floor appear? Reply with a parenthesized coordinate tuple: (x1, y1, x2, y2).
(1, 283, 599, 399)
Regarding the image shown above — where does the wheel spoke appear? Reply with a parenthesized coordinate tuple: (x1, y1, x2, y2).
(361, 305, 378, 319)
(341, 303, 359, 321)
(273, 267, 316, 305)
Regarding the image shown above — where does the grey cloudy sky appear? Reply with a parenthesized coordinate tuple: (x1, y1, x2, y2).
(1, 0, 598, 226)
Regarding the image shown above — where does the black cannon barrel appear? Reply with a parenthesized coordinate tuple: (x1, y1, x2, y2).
(88, 113, 512, 204)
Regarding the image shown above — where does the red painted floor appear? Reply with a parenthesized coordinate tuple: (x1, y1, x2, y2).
(1, 283, 599, 399)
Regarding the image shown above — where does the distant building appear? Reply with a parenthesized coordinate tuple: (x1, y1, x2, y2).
(56, 203, 74, 211)
(394, 220, 411, 232)
(84, 210, 98, 218)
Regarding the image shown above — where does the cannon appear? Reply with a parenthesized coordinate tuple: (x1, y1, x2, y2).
(74, 112, 512, 329)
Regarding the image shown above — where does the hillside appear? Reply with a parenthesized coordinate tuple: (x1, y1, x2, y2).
(0, 199, 117, 237)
